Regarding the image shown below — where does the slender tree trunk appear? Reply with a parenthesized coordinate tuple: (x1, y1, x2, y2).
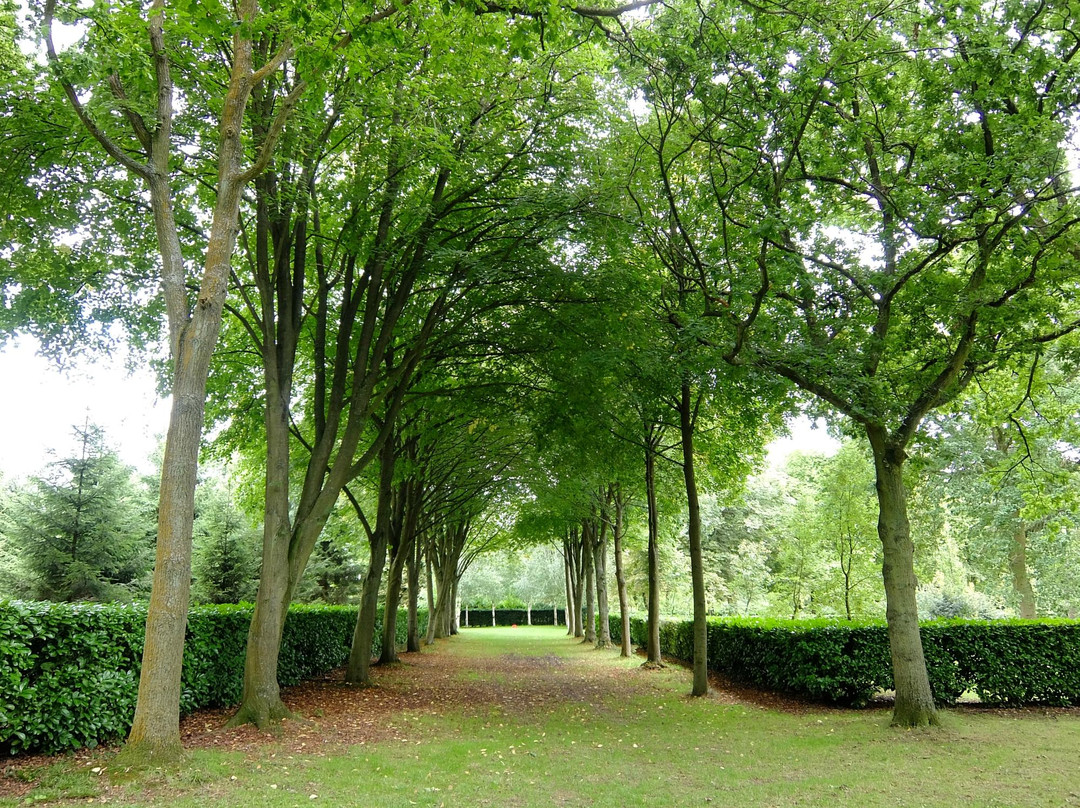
(380, 552, 406, 665)
(380, 489, 417, 664)
(563, 537, 575, 636)
(406, 539, 421, 652)
(425, 545, 437, 645)
(124, 323, 220, 760)
(644, 440, 663, 667)
(680, 383, 708, 696)
(613, 488, 631, 658)
(594, 511, 611, 649)
(345, 441, 395, 686)
(450, 577, 460, 635)
(582, 521, 597, 644)
(1009, 519, 1037, 618)
(868, 427, 938, 727)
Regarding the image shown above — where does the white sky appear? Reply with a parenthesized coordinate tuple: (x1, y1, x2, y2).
(0, 338, 169, 480)
(0, 335, 836, 482)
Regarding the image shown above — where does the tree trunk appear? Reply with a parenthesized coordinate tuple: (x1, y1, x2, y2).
(527, 604, 532, 625)
(380, 487, 417, 665)
(406, 539, 421, 652)
(613, 487, 632, 658)
(563, 536, 575, 636)
(644, 440, 663, 667)
(379, 552, 406, 665)
(582, 521, 597, 644)
(594, 510, 611, 649)
(345, 441, 395, 686)
(425, 546, 436, 645)
(124, 321, 221, 760)
(450, 577, 459, 635)
(680, 383, 708, 696)
(868, 427, 938, 727)
(1009, 519, 1037, 618)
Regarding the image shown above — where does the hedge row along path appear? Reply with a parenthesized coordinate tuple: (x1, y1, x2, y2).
(3, 626, 1080, 806)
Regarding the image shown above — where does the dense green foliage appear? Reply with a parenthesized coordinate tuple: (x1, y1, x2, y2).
(0, 601, 426, 755)
(0, 424, 153, 601)
(459, 607, 566, 627)
(611, 615, 1080, 707)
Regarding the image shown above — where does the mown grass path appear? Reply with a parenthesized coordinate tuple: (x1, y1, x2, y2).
(4, 626, 1079, 807)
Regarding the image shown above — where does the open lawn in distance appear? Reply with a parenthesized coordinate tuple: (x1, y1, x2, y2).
(3, 625, 1078, 807)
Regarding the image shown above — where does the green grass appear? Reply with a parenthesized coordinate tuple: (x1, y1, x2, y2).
(4, 626, 1079, 807)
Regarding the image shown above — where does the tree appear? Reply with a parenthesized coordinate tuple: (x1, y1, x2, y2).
(190, 480, 260, 606)
(621, 0, 1080, 725)
(2, 422, 150, 602)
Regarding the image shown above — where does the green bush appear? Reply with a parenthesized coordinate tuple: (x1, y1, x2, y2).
(459, 606, 566, 627)
(0, 601, 428, 755)
(610, 614, 1080, 707)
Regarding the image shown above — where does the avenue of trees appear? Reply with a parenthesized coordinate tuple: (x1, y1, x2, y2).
(1, 0, 1078, 758)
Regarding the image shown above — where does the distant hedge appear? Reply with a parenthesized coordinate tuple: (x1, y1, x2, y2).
(0, 601, 426, 755)
(459, 606, 565, 627)
(610, 614, 1080, 707)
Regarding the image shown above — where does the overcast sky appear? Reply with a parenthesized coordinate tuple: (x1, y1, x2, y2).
(0, 338, 169, 480)
(0, 339, 839, 482)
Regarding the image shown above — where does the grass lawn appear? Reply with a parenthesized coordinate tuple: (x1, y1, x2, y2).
(3, 625, 1078, 807)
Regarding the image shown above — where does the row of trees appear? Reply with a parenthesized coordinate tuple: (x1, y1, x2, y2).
(2, 0, 1078, 758)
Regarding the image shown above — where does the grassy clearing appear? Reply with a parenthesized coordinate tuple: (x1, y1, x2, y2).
(4, 626, 1079, 807)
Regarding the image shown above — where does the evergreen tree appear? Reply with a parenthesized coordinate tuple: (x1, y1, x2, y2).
(190, 481, 260, 605)
(4, 423, 151, 601)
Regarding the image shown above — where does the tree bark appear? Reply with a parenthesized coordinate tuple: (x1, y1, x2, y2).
(868, 426, 938, 727)
(644, 438, 663, 667)
(406, 537, 421, 652)
(345, 439, 395, 686)
(563, 535, 575, 636)
(380, 480, 417, 665)
(582, 520, 597, 644)
(424, 546, 436, 645)
(680, 383, 708, 696)
(594, 506, 611, 649)
(1009, 520, 1037, 618)
(613, 487, 632, 658)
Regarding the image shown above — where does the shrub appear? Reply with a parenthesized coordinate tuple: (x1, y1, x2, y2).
(459, 606, 566, 627)
(0, 601, 427, 755)
(609, 614, 1080, 707)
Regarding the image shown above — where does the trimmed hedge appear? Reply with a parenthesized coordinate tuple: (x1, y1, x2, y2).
(0, 601, 427, 755)
(610, 614, 1080, 707)
(459, 606, 566, 627)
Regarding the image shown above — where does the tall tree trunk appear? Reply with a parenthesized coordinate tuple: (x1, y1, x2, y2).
(406, 538, 421, 652)
(563, 536, 575, 636)
(868, 427, 938, 727)
(613, 487, 632, 658)
(594, 508, 611, 649)
(644, 438, 663, 667)
(424, 546, 437, 645)
(1009, 519, 1037, 618)
(380, 486, 417, 665)
(345, 440, 395, 686)
(450, 576, 460, 635)
(680, 383, 708, 696)
(582, 521, 597, 644)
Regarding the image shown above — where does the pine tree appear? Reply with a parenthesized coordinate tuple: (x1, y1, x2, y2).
(5, 422, 151, 601)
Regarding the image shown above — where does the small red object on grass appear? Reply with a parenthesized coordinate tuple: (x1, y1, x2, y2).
(511, 624, 518, 628)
